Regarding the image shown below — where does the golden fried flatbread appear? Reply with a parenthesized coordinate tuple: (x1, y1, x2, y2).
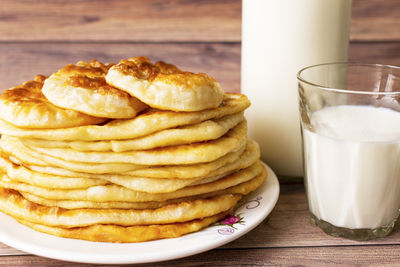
(106, 56, 224, 112)
(17, 211, 229, 243)
(0, 188, 240, 227)
(0, 55, 263, 244)
(20, 192, 208, 210)
(0, 93, 249, 141)
(17, 121, 247, 165)
(42, 60, 147, 119)
(101, 173, 227, 193)
(126, 139, 259, 179)
(0, 161, 264, 202)
(2, 142, 146, 174)
(0, 140, 260, 188)
(7, 170, 266, 211)
(0, 75, 106, 129)
(0, 155, 107, 189)
(21, 112, 244, 152)
(1, 126, 246, 175)
(6, 167, 266, 210)
(0, 152, 234, 193)
(21, 140, 250, 179)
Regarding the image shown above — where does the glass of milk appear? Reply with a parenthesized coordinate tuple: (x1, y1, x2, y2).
(242, 0, 352, 177)
(298, 63, 400, 240)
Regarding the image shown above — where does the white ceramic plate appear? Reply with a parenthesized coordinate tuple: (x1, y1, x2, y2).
(0, 163, 279, 264)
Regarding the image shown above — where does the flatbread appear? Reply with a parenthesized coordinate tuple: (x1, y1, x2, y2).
(2, 143, 146, 174)
(10, 168, 266, 210)
(0, 93, 249, 141)
(21, 112, 244, 152)
(42, 60, 147, 119)
(102, 172, 229, 193)
(21, 140, 251, 176)
(0, 155, 107, 189)
(17, 121, 247, 165)
(0, 152, 235, 192)
(0, 162, 265, 202)
(0, 75, 105, 128)
(106, 56, 224, 112)
(17, 211, 229, 243)
(20, 192, 210, 210)
(0, 188, 241, 227)
(5, 139, 257, 182)
(126, 139, 259, 179)
(0, 55, 262, 244)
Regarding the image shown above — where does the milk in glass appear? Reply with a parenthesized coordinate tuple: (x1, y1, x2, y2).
(303, 105, 400, 229)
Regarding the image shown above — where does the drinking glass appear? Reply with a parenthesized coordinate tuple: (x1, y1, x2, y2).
(298, 63, 400, 240)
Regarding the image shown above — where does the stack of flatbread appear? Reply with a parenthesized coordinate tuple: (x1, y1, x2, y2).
(0, 57, 266, 242)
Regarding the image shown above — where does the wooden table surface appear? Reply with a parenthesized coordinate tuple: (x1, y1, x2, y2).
(0, 0, 400, 265)
(1, 179, 400, 266)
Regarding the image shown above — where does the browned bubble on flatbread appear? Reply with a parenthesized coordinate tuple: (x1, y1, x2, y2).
(0, 75, 106, 129)
(106, 56, 224, 112)
(0, 75, 106, 128)
(42, 60, 147, 119)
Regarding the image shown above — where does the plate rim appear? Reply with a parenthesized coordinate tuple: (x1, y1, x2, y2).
(0, 162, 279, 264)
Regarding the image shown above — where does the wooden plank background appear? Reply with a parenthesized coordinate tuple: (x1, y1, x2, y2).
(0, 2, 399, 264)
(0, 0, 399, 92)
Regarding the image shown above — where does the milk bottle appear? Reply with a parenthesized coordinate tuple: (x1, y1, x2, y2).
(242, 0, 352, 176)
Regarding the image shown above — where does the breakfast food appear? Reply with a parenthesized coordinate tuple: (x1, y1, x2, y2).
(106, 56, 224, 111)
(42, 60, 147, 119)
(0, 57, 266, 243)
(18, 212, 229, 243)
(0, 162, 264, 202)
(42, 60, 146, 119)
(20, 112, 244, 152)
(0, 75, 106, 128)
(0, 93, 249, 141)
(1, 122, 247, 165)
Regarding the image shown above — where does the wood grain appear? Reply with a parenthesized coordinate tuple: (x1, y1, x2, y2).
(0, 0, 241, 42)
(0, 0, 399, 42)
(0, 243, 24, 256)
(0, 42, 241, 92)
(349, 42, 400, 66)
(1, 42, 399, 93)
(351, 0, 400, 41)
(149, 245, 400, 266)
(1, 245, 400, 266)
